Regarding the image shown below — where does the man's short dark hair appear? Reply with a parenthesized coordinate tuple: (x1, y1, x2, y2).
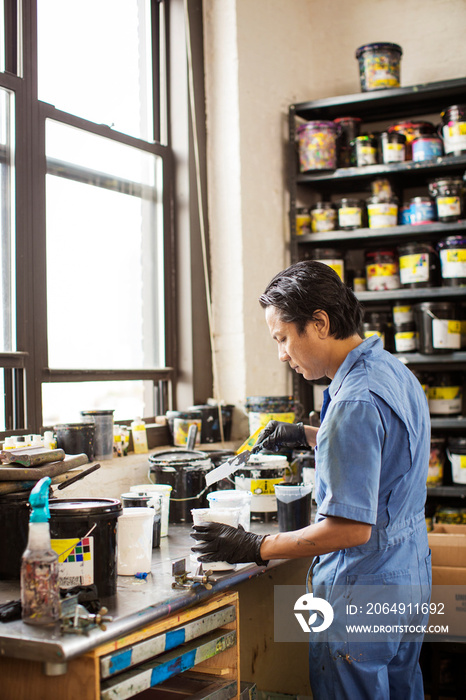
(259, 260, 363, 339)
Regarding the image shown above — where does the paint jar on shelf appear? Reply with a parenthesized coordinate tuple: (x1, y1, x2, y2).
(428, 177, 464, 223)
(366, 195, 398, 228)
(437, 236, 466, 287)
(379, 131, 406, 163)
(351, 135, 378, 166)
(365, 249, 400, 291)
(355, 42, 402, 92)
(440, 104, 466, 156)
(388, 121, 436, 159)
(296, 121, 338, 172)
(413, 301, 461, 354)
(408, 197, 436, 225)
(310, 202, 337, 232)
(428, 436, 446, 486)
(393, 323, 417, 353)
(411, 135, 443, 162)
(295, 207, 312, 236)
(334, 116, 362, 167)
(427, 372, 463, 416)
(337, 198, 363, 230)
(310, 248, 345, 281)
(397, 242, 437, 289)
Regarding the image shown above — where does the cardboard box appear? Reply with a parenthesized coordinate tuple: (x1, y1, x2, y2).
(428, 524, 466, 568)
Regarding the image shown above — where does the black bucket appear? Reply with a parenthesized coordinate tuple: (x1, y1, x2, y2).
(188, 405, 234, 443)
(0, 491, 31, 580)
(49, 498, 122, 597)
(54, 422, 95, 461)
(148, 450, 212, 523)
(413, 301, 460, 354)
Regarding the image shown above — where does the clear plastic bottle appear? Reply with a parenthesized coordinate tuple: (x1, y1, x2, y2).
(131, 418, 149, 454)
(20, 477, 60, 625)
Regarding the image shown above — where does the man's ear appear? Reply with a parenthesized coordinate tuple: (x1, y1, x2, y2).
(313, 310, 330, 338)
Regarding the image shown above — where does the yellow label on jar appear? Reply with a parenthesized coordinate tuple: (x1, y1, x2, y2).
(367, 263, 398, 276)
(399, 254, 425, 270)
(448, 122, 466, 137)
(446, 248, 466, 262)
(250, 478, 284, 495)
(437, 196, 459, 206)
(460, 455, 466, 469)
(393, 305, 411, 314)
(364, 330, 383, 339)
(448, 320, 461, 335)
(396, 331, 416, 340)
(429, 386, 461, 401)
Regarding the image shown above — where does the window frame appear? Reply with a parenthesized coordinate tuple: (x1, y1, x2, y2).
(0, 0, 177, 437)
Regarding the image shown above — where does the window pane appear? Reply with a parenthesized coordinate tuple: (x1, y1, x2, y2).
(0, 87, 15, 352)
(37, 0, 154, 140)
(46, 120, 164, 370)
(42, 380, 154, 426)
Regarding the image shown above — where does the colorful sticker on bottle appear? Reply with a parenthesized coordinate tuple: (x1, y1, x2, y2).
(443, 122, 466, 153)
(366, 263, 400, 291)
(367, 204, 398, 228)
(393, 305, 413, 324)
(339, 207, 361, 228)
(384, 142, 405, 162)
(440, 248, 466, 278)
(432, 319, 461, 349)
(51, 537, 94, 587)
(249, 478, 284, 495)
(394, 331, 417, 353)
(399, 253, 429, 284)
(436, 196, 461, 218)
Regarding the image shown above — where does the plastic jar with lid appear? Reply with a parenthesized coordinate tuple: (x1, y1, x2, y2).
(408, 196, 436, 225)
(310, 202, 337, 233)
(397, 242, 437, 289)
(440, 104, 466, 155)
(427, 372, 463, 415)
(388, 121, 436, 159)
(337, 198, 363, 230)
(413, 301, 461, 354)
(311, 248, 345, 281)
(411, 135, 443, 162)
(355, 42, 402, 92)
(351, 135, 378, 166)
(437, 235, 466, 286)
(296, 121, 338, 172)
(334, 117, 362, 167)
(365, 250, 400, 291)
(295, 207, 312, 236)
(366, 195, 398, 228)
(379, 132, 406, 164)
(393, 322, 417, 353)
(428, 177, 463, 222)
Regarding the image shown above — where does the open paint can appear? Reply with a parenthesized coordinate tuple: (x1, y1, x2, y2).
(234, 454, 289, 513)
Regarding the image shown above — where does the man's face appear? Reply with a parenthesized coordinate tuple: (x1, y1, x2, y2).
(265, 305, 328, 381)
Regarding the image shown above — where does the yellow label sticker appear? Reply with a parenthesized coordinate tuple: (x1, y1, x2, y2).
(250, 478, 284, 495)
(448, 320, 461, 335)
(428, 386, 461, 401)
(446, 249, 466, 262)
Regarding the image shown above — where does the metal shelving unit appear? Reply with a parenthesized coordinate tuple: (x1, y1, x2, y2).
(288, 76, 466, 500)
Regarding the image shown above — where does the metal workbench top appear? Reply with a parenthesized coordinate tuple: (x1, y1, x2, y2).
(0, 521, 280, 665)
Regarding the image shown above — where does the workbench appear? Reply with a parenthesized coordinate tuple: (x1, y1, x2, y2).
(0, 522, 311, 700)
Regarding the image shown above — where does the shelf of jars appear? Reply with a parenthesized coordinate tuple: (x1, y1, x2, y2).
(293, 220, 466, 245)
(355, 286, 466, 303)
(295, 154, 466, 191)
(290, 77, 466, 123)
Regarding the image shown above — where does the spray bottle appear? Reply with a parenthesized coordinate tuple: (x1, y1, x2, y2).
(20, 476, 60, 625)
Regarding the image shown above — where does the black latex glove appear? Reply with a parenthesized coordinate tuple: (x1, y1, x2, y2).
(251, 420, 309, 453)
(191, 522, 269, 566)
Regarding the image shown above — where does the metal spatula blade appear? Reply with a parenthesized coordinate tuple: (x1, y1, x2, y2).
(205, 450, 251, 487)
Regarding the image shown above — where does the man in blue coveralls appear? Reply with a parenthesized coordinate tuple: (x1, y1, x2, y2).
(191, 260, 432, 700)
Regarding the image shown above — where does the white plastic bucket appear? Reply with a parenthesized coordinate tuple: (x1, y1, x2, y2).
(207, 489, 252, 529)
(117, 507, 154, 576)
(130, 484, 172, 537)
(191, 506, 241, 571)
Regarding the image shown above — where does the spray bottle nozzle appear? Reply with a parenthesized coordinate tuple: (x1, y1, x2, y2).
(29, 476, 52, 523)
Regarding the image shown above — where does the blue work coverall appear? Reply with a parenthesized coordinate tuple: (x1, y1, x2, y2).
(309, 335, 431, 700)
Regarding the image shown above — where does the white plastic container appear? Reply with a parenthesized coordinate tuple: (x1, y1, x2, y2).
(191, 506, 241, 571)
(130, 484, 172, 537)
(207, 490, 252, 530)
(117, 507, 154, 575)
(131, 418, 148, 454)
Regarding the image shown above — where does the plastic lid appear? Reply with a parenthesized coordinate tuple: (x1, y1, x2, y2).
(356, 42, 402, 58)
(49, 498, 122, 516)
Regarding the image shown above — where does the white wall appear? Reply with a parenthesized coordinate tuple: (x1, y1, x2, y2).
(202, 0, 466, 436)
